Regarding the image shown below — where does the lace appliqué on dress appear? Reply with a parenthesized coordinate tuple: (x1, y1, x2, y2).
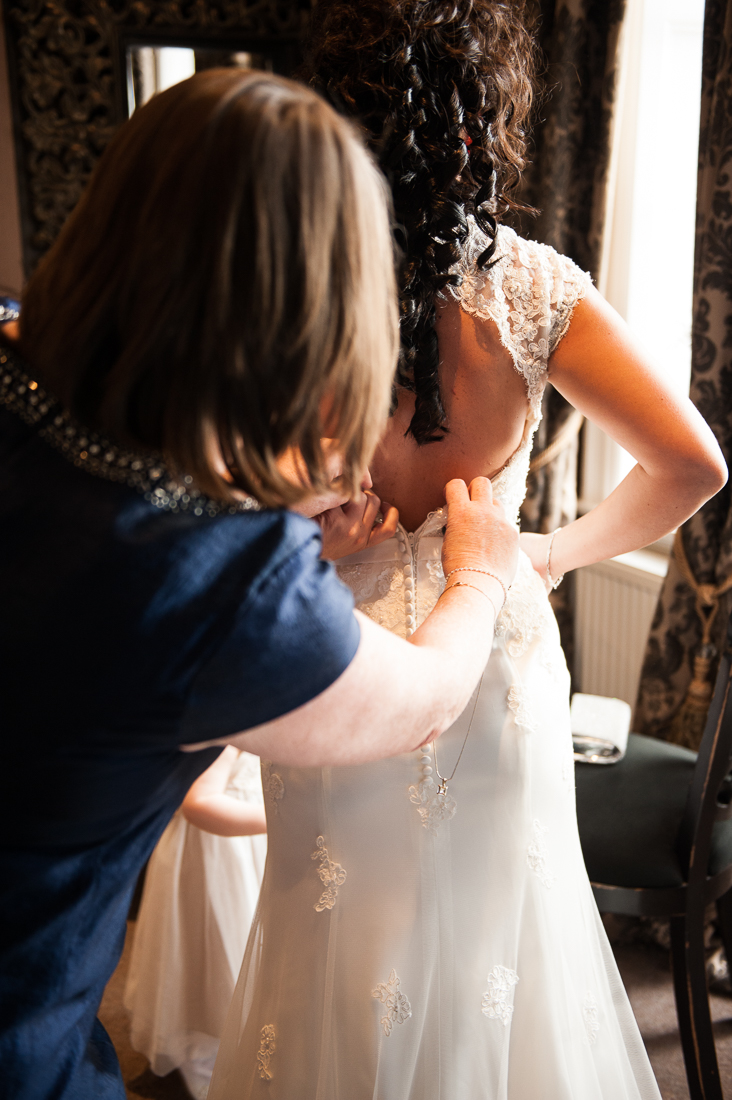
(311, 836, 347, 911)
(261, 762, 285, 814)
(409, 746, 456, 833)
(507, 684, 537, 734)
(541, 641, 564, 677)
(409, 776, 457, 834)
(337, 561, 406, 637)
(481, 965, 519, 1026)
(257, 1025, 276, 1080)
(372, 970, 412, 1036)
(424, 558, 445, 586)
(445, 221, 592, 417)
(495, 554, 554, 659)
(527, 819, 556, 889)
(490, 439, 535, 527)
(583, 993, 600, 1046)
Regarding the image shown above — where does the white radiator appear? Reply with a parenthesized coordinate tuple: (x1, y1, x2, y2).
(574, 550, 668, 720)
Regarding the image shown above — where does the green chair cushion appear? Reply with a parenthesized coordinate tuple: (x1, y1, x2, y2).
(574, 732, 732, 889)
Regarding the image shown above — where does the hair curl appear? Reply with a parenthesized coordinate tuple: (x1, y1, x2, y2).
(304, 0, 537, 443)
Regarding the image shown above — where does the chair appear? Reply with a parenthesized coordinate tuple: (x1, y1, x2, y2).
(575, 610, 732, 1100)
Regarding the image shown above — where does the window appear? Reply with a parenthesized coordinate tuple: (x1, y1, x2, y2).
(580, 0, 706, 511)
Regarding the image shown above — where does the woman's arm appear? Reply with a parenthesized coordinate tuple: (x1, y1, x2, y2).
(521, 286, 727, 584)
(182, 745, 267, 836)
(203, 476, 518, 767)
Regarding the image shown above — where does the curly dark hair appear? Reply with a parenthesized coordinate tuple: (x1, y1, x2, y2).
(303, 0, 537, 443)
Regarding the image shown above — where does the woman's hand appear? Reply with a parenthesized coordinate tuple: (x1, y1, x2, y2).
(441, 477, 519, 598)
(519, 531, 552, 591)
(290, 461, 399, 560)
(316, 490, 399, 560)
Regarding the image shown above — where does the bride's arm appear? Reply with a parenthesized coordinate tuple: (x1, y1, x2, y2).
(521, 285, 727, 584)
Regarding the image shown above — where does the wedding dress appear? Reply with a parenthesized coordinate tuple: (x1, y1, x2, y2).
(208, 224, 662, 1100)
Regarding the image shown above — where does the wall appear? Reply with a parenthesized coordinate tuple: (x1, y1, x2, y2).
(0, 11, 23, 295)
(575, 551, 667, 719)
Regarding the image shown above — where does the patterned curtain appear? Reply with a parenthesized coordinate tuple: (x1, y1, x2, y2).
(516, 0, 627, 671)
(635, 0, 732, 749)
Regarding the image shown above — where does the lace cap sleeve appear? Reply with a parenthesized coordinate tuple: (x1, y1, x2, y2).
(545, 246, 594, 356)
(446, 221, 593, 414)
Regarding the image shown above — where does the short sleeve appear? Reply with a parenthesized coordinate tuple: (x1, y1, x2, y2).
(446, 221, 593, 414)
(178, 520, 360, 742)
(546, 249, 594, 356)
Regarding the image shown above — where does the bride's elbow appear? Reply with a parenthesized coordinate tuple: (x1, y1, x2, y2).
(700, 444, 727, 494)
(685, 445, 728, 506)
(713, 456, 729, 494)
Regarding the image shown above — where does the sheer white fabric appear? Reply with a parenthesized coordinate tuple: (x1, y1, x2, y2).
(209, 228, 661, 1100)
(124, 751, 266, 1099)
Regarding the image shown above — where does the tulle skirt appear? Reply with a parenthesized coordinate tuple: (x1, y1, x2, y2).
(125, 811, 266, 1095)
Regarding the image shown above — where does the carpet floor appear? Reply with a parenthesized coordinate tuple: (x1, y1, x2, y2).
(100, 920, 732, 1099)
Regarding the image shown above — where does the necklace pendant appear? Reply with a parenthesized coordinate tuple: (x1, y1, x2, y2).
(437, 778, 448, 797)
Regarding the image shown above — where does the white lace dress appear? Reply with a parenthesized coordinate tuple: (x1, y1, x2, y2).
(209, 225, 662, 1100)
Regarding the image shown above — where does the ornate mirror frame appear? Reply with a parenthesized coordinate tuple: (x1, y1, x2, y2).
(2, 1, 310, 277)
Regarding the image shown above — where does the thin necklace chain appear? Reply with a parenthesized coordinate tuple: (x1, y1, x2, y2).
(433, 672, 484, 796)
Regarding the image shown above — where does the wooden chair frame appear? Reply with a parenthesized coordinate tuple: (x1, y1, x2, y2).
(589, 618, 732, 1100)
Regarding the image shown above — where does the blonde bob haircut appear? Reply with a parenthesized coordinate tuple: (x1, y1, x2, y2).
(21, 69, 399, 507)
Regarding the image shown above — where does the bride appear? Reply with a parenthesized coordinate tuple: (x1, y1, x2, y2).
(209, 2, 727, 1097)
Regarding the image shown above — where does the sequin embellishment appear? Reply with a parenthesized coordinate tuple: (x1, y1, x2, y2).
(0, 351, 258, 516)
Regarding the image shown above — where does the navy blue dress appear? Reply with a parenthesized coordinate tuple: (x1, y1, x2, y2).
(0, 348, 360, 1100)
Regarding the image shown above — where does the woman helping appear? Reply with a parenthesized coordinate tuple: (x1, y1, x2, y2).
(0, 69, 517, 1100)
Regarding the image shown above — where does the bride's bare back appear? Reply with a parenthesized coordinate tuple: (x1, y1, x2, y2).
(372, 217, 725, 577)
(371, 297, 529, 533)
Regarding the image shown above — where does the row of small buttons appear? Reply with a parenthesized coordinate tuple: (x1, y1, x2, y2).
(396, 524, 439, 783)
(396, 527, 416, 636)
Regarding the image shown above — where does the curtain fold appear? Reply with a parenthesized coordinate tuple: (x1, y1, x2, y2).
(517, 0, 627, 671)
(635, 0, 732, 748)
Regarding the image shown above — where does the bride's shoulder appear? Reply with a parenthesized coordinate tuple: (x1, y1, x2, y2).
(446, 219, 595, 365)
(493, 224, 591, 293)
(453, 219, 593, 333)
